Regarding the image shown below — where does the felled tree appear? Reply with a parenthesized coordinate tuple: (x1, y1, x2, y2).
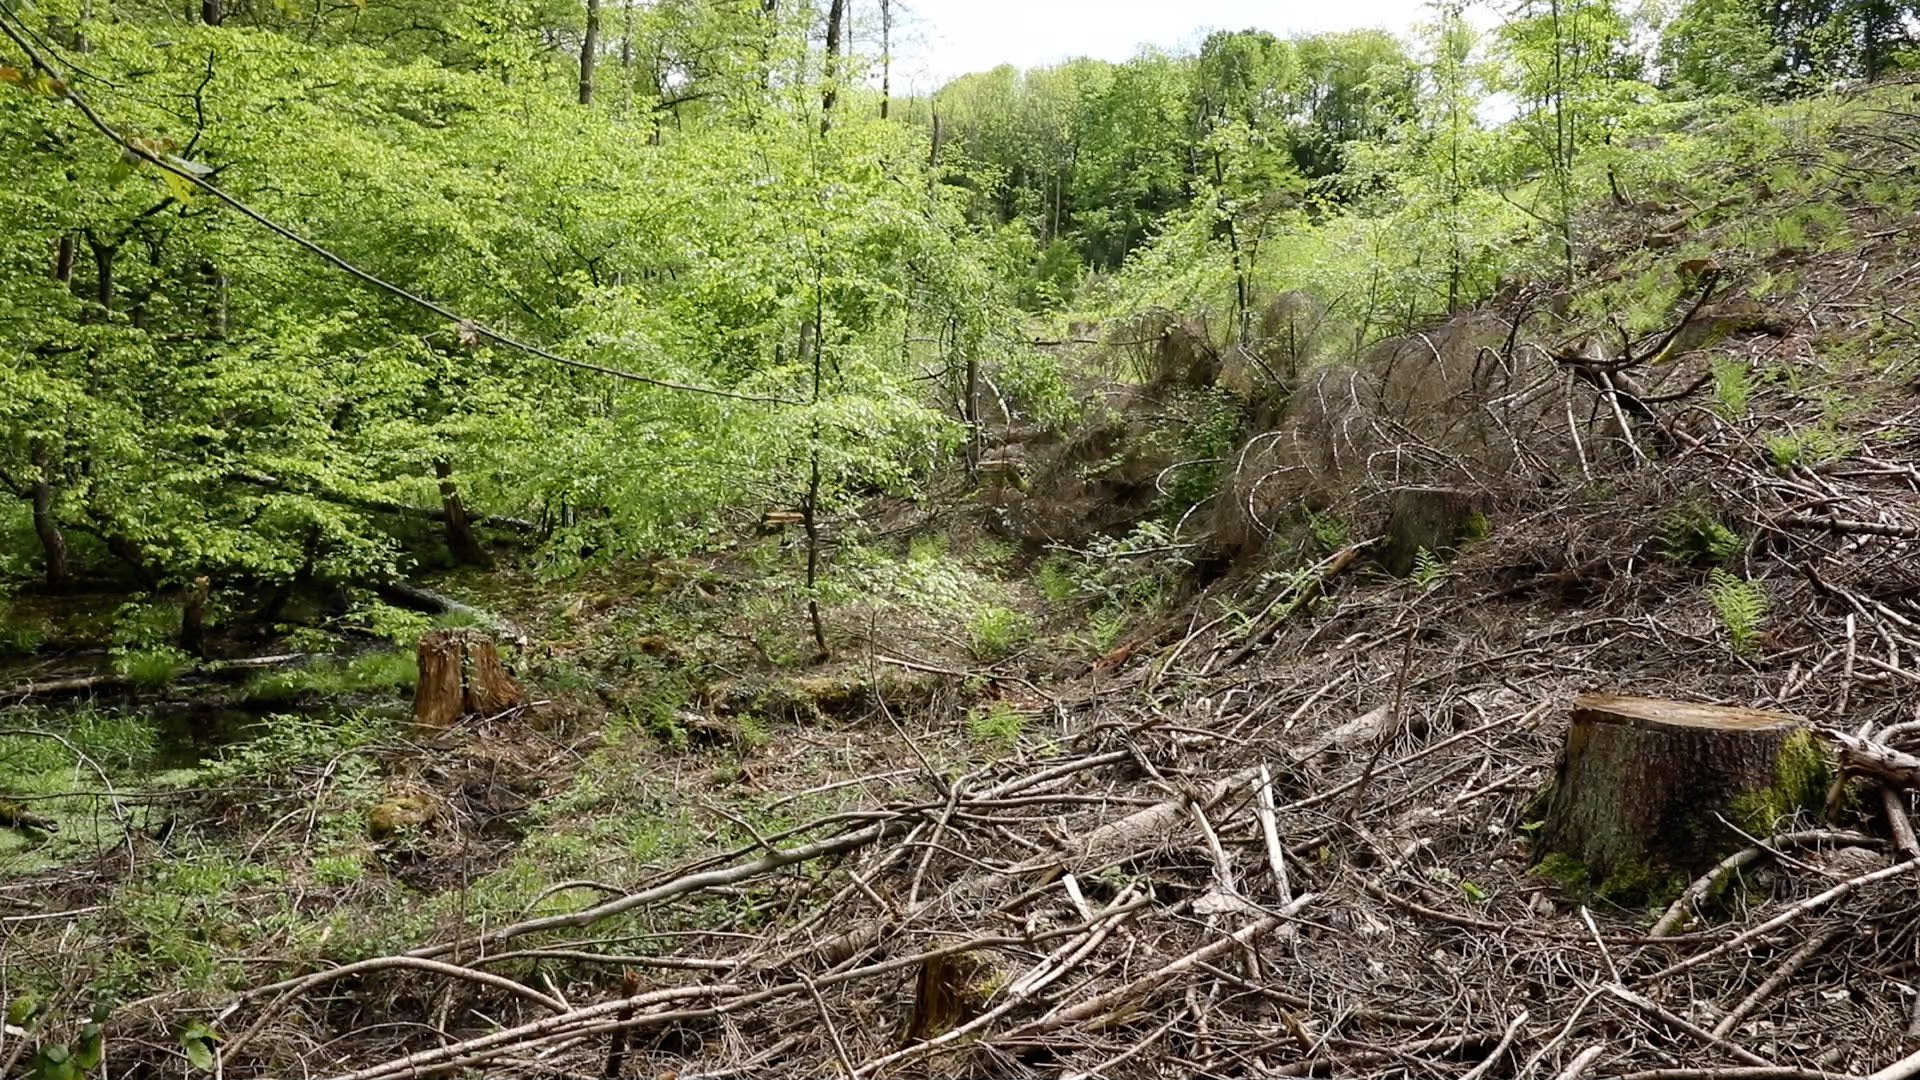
(1533, 694, 1829, 900)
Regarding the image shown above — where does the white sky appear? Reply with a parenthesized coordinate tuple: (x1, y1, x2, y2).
(886, 0, 1451, 93)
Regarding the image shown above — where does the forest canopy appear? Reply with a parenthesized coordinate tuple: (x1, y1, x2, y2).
(2, 0, 1917, 600)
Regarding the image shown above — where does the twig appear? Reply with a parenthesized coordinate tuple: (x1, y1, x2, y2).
(1711, 926, 1844, 1038)
(1648, 857, 1920, 981)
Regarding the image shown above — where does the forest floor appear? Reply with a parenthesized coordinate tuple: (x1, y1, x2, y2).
(5, 468, 1920, 1079)
(6, 84, 1920, 1080)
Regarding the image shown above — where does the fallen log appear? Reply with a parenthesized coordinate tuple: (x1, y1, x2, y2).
(226, 469, 539, 533)
(1, 652, 308, 700)
(376, 581, 526, 644)
(1822, 728, 1920, 788)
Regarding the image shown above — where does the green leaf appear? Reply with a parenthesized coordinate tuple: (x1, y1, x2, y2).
(31, 1045, 80, 1080)
(157, 169, 197, 204)
(181, 1021, 218, 1071)
(7, 993, 41, 1026)
(72, 1023, 104, 1070)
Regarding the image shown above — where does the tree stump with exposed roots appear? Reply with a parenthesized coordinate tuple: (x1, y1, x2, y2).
(413, 628, 525, 730)
(1532, 694, 1829, 900)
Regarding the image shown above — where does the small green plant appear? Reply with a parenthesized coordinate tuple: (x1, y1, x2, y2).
(1767, 428, 1846, 470)
(1710, 356, 1753, 417)
(178, 1020, 219, 1072)
(1659, 506, 1745, 565)
(1035, 555, 1080, 603)
(907, 533, 950, 565)
(735, 711, 771, 751)
(1082, 605, 1129, 653)
(967, 605, 1034, 661)
(967, 701, 1024, 751)
(0, 617, 47, 656)
(1409, 547, 1447, 587)
(114, 645, 191, 687)
(1706, 569, 1769, 653)
(1304, 505, 1351, 551)
(971, 538, 1016, 568)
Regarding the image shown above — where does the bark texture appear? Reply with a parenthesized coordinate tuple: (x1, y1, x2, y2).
(413, 629, 525, 730)
(1535, 694, 1827, 898)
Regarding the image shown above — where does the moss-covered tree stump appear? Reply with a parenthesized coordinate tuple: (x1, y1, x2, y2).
(413, 628, 525, 730)
(1533, 694, 1828, 900)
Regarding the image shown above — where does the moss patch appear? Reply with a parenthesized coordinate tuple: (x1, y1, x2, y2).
(1731, 729, 1831, 835)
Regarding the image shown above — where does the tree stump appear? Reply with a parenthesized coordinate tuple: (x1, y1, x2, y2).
(1533, 694, 1829, 900)
(413, 628, 525, 730)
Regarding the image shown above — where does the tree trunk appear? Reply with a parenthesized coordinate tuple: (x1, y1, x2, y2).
(1534, 694, 1829, 901)
(579, 0, 601, 105)
(879, 0, 890, 120)
(201, 0, 224, 26)
(819, 0, 845, 132)
(52, 235, 75, 284)
(180, 575, 211, 657)
(434, 458, 493, 567)
(87, 234, 116, 313)
(29, 442, 71, 591)
(413, 629, 525, 730)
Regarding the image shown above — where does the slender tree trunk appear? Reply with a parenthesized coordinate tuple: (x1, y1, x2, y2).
(434, 458, 492, 567)
(964, 351, 980, 477)
(579, 0, 601, 104)
(803, 304, 828, 658)
(52, 235, 74, 284)
(200, 259, 228, 339)
(201, 0, 223, 26)
(929, 110, 943, 166)
(820, 0, 846, 132)
(29, 442, 71, 591)
(180, 575, 211, 657)
(879, 0, 891, 119)
(87, 234, 116, 313)
(760, 0, 779, 92)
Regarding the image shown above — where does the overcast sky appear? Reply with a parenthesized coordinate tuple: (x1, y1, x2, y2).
(885, 0, 1452, 93)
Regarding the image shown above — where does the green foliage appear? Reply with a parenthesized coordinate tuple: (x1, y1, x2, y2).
(1306, 507, 1352, 552)
(968, 605, 1035, 661)
(966, 701, 1025, 751)
(1711, 357, 1755, 417)
(1706, 569, 1769, 652)
(179, 1021, 219, 1073)
(113, 646, 191, 687)
(1035, 555, 1080, 603)
(1409, 547, 1448, 587)
(1767, 428, 1848, 469)
(1659, 506, 1746, 565)
(1082, 606, 1131, 654)
(245, 651, 417, 702)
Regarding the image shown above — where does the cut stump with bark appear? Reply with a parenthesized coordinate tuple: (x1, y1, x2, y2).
(1533, 694, 1829, 900)
(413, 628, 525, 730)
